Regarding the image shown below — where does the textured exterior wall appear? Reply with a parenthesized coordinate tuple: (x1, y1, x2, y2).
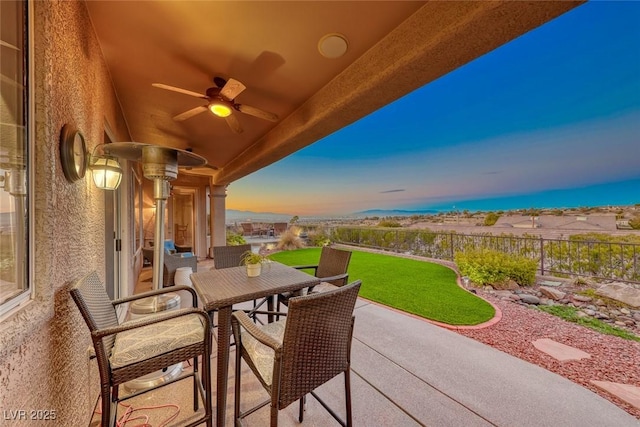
(0, 1, 130, 425)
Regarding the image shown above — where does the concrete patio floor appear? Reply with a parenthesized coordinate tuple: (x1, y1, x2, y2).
(91, 295, 639, 426)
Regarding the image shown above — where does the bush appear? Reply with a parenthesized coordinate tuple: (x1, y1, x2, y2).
(378, 220, 402, 227)
(454, 249, 537, 287)
(226, 231, 246, 246)
(483, 212, 500, 226)
(277, 226, 305, 250)
(307, 229, 331, 247)
(629, 215, 640, 230)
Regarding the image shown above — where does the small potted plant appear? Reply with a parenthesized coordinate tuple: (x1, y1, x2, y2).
(241, 251, 269, 277)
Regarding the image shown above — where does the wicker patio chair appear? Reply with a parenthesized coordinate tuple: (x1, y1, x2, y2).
(213, 244, 251, 269)
(241, 222, 266, 237)
(213, 244, 268, 321)
(272, 222, 288, 236)
(277, 246, 352, 315)
(231, 280, 361, 427)
(163, 253, 198, 287)
(69, 271, 212, 427)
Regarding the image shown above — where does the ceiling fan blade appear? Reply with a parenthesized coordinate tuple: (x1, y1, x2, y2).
(236, 104, 279, 122)
(224, 112, 244, 134)
(152, 83, 207, 99)
(173, 106, 208, 121)
(219, 78, 246, 101)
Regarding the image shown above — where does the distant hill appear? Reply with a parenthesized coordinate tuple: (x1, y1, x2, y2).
(355, 209, 439, 217)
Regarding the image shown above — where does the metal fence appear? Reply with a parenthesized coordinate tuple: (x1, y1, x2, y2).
(329, 227, 640, 284)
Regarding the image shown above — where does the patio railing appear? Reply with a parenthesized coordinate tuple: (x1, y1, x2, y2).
(329, 227, 640, 284)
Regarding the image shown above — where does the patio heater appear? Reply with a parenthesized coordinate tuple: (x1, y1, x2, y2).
(104, 142, 206, 390)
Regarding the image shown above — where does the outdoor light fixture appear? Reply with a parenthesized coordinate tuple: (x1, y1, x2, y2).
(90, 145, 123, 190)
(208, 101, 232, 117)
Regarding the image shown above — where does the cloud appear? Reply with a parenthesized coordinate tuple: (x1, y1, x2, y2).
(380, 189, 405, 193)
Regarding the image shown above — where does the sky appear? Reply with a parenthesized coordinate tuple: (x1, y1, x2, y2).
(227, 1, 640, 217)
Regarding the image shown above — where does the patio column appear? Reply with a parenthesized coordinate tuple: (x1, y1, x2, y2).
(210, 184, 227, 256)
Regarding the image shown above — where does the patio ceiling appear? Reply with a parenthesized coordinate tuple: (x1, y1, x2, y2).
(85, 0, 584, 186)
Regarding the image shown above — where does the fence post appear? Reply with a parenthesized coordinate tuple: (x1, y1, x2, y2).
(450, 233, 455, 260)
(540, 237, 545, 276)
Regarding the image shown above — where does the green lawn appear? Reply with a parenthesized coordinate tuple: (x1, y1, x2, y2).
(269, 247, 495, 326)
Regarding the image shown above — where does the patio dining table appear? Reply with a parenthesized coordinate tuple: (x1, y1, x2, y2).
(190, 261, 320, 427)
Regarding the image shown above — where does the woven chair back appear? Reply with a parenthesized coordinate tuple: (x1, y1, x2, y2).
(315, 246, 352, 286)
(163, 254, 198, 287)
(277, 280, 361, 409)
(69, 271, 119, 356)
(213, 244, 251, 269)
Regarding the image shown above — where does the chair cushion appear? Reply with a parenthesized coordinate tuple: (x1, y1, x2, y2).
(310, 282, 339, 294)
(110, 315, 204, 369)
(242, 320, 286, 386)
(177, 252, 194, 258)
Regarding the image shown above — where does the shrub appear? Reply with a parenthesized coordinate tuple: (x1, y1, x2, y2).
(277, 226, 305, 250)
(483, 212, 500, 226)
(454, 248, 537, 287)
(378, 220, 402, 227)
(629, 215, 640, 230)
(226, 231, 246, 246)
(307, 229, 331, 247)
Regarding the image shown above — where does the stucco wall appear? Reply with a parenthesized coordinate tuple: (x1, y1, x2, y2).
(0, 1, 131, 425)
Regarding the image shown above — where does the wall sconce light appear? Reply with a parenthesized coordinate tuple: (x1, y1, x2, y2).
(90, 145, 122, 190)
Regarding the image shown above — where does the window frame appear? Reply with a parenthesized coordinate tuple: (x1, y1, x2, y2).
(0, 0, 34, 319)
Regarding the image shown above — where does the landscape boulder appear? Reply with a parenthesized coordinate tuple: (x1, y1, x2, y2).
(595, 283, 640, 308)
(519, 294, 541, 305)
(539, 286, 566, 301)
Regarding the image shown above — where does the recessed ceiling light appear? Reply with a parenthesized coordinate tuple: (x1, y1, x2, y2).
(318, 33, 348, 59)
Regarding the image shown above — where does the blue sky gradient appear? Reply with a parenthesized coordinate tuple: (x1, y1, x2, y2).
(228, 1, 640, 216)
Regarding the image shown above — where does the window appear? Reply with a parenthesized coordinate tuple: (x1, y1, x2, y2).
(0, 0, 31, 317)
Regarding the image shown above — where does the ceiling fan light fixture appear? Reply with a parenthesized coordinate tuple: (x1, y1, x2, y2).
(318, 33, 348, 59)
(208, 102, 232, 118)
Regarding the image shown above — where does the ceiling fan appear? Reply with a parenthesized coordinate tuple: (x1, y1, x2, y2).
(152, 76, 279, 134)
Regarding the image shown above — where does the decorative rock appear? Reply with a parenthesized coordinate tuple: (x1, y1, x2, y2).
(540, 286, 566, 301)
(586, 305, 598, 311)
(519, 294, 541, 305)
(575, 311, 589, 318)
(503, 279, 520, 290)
(583, 309, 597, 316)
(572, 294, 592, 303)
(595, 312, 610, 320)
(614, 321, 627, 327)
(494, 290, 515, 298)
(539, 280, 563, 287)
(596, 282, 640, 308)
(620, 308, 631, 315)
(633, 312, 640, 322)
